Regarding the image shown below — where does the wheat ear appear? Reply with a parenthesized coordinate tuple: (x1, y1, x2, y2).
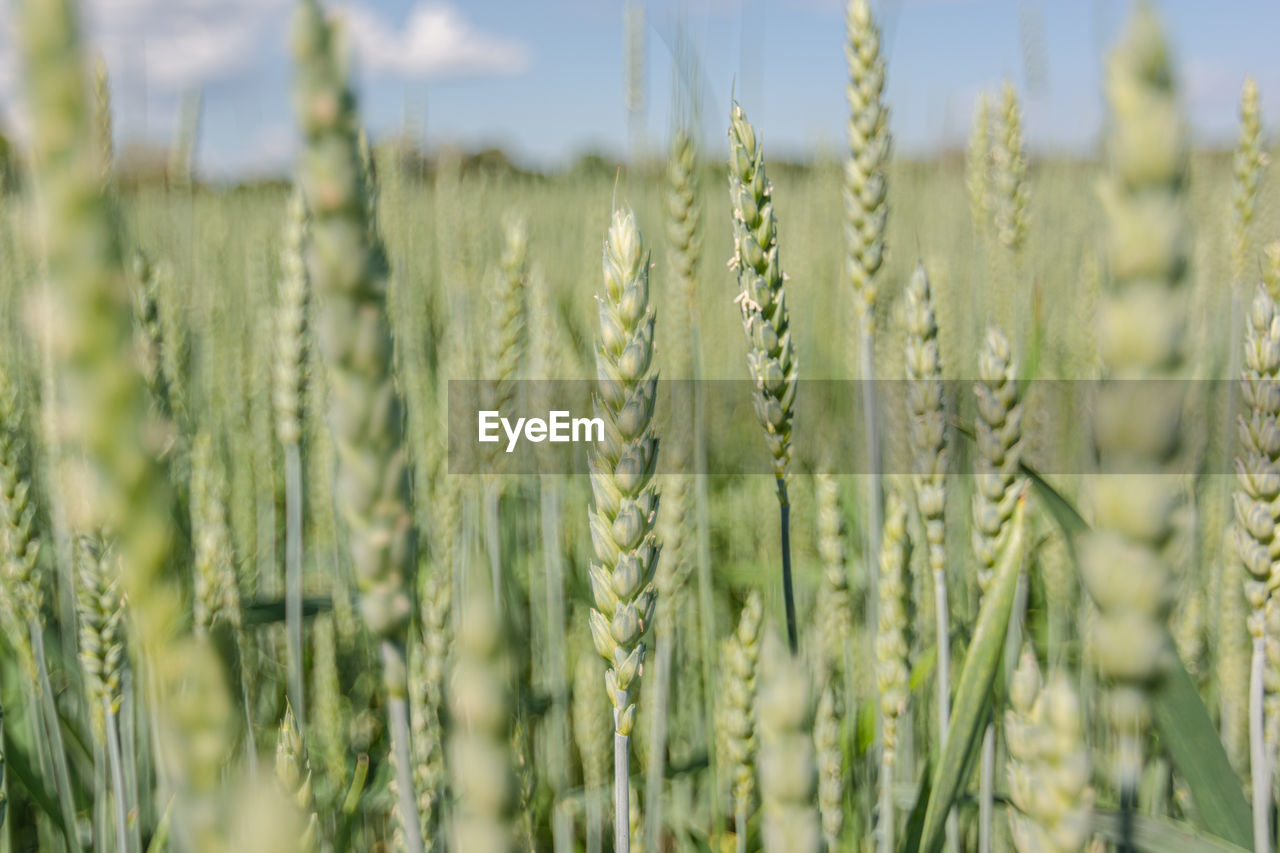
(449, 596, 519, 853)
(586, 207, 660, 853)
(1005, 647, 1094, 853)
(1235, 283, 1280, 853)
(1080, 7, 1189, 845)
(728, 102, 799, 652)
(275, 187, 310, 724)
(21, 0, 236, 845)
(757, 635, 820, 853)
(291, 2, 420, 848)
(904, 262, 951, 749)
(721, 591, 763, 853)
(875, 491, 911, 853)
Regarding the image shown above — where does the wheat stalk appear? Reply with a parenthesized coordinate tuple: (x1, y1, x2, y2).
(20, 0, 236, 845)
(727, 102, 799, 652)
(1080, 7, 1189, 845)
(844, 0, 891, 587)
(586, 207, 659, 853)
(291, 3, 422, 849)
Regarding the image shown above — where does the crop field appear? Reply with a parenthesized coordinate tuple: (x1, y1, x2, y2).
(1, 0, 1279, 852)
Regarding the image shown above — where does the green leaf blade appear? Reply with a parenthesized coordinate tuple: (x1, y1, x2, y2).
(916, 498, 1027, 853)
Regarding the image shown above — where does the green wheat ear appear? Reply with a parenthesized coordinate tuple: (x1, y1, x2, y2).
(291, 2, 421, 847)
(720, 590, 763, 847)
(292, 0, 415, 679)
(728, 102, 797, 484)
(966, 94, 992, 239)
(1232, 76, 1263, 284)
(972, 325, 1023, 596)
(275, 703, 320, 852)
(904, 261, 951, 747)
(727, 100, 801, 653)
(992, 82, 1029, 255)
(1080, 0, 1188, 811)
(757, 634, 820, 853)
(844, 0, 890, 332)
(1005, 648, 1094, 853)
(875, 490, 911, 853)
(586, 206, 660, 737)
(449, 596, 519, 853)
(20, 0, 236, 846)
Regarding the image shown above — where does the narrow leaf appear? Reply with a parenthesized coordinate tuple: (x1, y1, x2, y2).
(1150, 649, 1253, 848)
(1092, 808, 1251, 853)
(916, 498, 1027, 853)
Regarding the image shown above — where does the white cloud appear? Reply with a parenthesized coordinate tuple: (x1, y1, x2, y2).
(86, 0, 290, 90)
(340, 3, 530, 77)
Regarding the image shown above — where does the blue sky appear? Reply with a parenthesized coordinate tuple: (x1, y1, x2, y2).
(4, 0, 1277, 178)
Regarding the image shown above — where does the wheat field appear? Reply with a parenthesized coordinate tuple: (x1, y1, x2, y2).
(0, 0, 1277, 852)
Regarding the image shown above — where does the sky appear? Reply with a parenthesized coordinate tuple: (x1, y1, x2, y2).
(0, 0, 1275, 179)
